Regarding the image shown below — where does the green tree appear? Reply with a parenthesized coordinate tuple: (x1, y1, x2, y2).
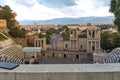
(101, 32, 113, 50)
(0, 5, 24, 38)
(78, 30, 87, 38)
(9, 27, 25, 38)
(46, 35, 51, 44)
(46, 28, 57, 35)
(38, 33, 51, 44)
(110, 0, 120, 31)
(45, 28, 57, 44)
(61, 29, 70, 41)
(38, 33, 46, 38)
(111, 33, 120, 48)
(0, 5, 13, 29)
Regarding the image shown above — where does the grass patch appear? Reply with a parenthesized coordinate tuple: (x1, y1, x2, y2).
(0, 33, 7, 41)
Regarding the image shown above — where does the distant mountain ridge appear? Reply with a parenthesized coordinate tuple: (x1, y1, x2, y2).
(19, 16, 114, 25)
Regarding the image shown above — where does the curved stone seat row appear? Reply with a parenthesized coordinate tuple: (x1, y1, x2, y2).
(98, 48, 120, 63)
(0, 45, 28, 64)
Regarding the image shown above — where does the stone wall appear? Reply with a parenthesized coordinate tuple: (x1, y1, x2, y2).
(0, 64, 120, 80)
(54, 38, 87, 51)
(93, 52, 108, 62)
(0, 39, 13, 48)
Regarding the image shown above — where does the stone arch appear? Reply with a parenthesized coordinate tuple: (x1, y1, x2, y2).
(81, 45, 83, 49)
(64, 54, 66, 58)
(76, 54, 79, 59)
(52, 53, 55, 58)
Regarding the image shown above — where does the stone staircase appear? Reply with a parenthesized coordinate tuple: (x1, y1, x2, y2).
(0, 45, 28, 64)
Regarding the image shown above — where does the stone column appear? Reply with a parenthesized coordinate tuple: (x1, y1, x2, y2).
(36, 40, 38, 47)
(99, 41, 100, 52)
(91, 41, 92, 52)
(71, 40, 72, 50)
(96, 30, 98, 38)
(76, 40, 77, 51)
(34, 39, 36, 47)
(95, 30, 97, 39)
(87, 29, 90, 39)
(97, 29, 100, 39)
(73, 40, 74, 50)
(37, 40, 39, 47)
(91, 30, 92, 39)
(95, 41, 96, 52)
(70, 41, 71, 50)
(87, 41, 89, 53)
(40, 40, 42, 47)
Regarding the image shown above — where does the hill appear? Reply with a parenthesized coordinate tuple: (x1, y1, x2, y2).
(19, 16, 114, 25)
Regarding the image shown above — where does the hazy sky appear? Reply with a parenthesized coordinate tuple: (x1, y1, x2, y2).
(0, 0, 113, 21)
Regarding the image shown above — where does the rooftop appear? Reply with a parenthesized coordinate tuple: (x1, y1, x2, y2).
(22, 47, 42, 53)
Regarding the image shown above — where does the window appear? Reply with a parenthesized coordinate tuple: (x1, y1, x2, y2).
(65, 44, 68, 49)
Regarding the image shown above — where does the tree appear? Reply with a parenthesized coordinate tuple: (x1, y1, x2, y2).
(110, 0, 120, 31)
(111, 33, 120, 48)
(0, 5, 24, 38)
(9, 27, 25, 38)
(46, 28, 57, 35)
(38, 33, 46, 38)
(0, 5, 13, 29)
(78, 30, 87, 38)
(101, 32, 113, 50)
(61, 29, 70, 41)
(46, 35, 51, 44)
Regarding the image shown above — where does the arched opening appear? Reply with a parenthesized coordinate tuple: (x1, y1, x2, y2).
(119, 59, 120, 62)
(31, 56, 35, 58)
(76, 54, 79, 59)
(81, 45, 83, 49)
(64, 54, 66, 58)
(92, 46, 95, 51)
(52, 53, 54, 58)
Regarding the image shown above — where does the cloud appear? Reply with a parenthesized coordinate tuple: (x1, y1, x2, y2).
(98, 0, 110, 6)
(60, 0, 112, 17)
(3, 0, 67, 20)
(37, 0, 77, 8)
(1, 0, 113, 21)
(0, 0, 5, 6)
(14, 0, 34, 7)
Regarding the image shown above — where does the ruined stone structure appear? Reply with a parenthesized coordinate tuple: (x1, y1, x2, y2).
(0, 19, 9, 33)
(43, 24, 100, 62)
(54, 24, 100, 53)
(87, 25, 100, 53)
(34, 38, 47, 50)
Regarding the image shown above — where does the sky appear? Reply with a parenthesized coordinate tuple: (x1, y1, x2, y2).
(0, 0, 113, 21)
